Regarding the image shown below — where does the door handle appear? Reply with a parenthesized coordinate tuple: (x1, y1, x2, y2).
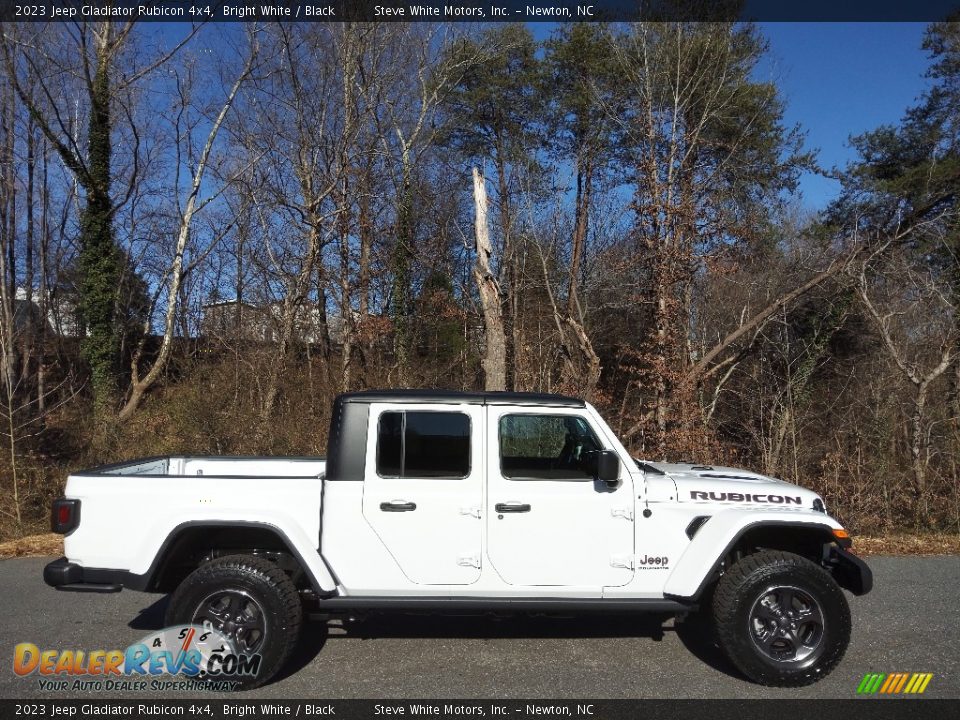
(495, 502, 531, 513)
(380, 501, 417, 512)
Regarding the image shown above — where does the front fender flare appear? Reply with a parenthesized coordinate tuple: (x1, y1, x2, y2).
(663, 510, 842, 600)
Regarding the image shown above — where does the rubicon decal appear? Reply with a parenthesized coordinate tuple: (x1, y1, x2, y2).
(689, 491, 802, 505)
(857, 673, 933, 695)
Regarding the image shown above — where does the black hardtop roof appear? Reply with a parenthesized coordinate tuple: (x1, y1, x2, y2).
(336, 389, 585, 408)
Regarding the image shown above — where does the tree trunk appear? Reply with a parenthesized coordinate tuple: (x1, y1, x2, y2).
(355, 170, 373, 387)
(0, 82, 16, 393)
(337, 36, 357, 392)
(553, 161, 601, 399)
(686, 261, 847, 386)
(568, 162, 591, 318)
(260, 290, 299, 426)
(472, 167, 506, 391)
(260, 229, 320, 426)
(339, 199, 355, 392)
(493, 153, 519, 390)
(37, 139, 48, 418)
(391, 164, 413, 383)
(22, 120, 35, 389)
(651, 252, 672, 453)
(911, 383, 932, 525)
(80, 40, 122, 419)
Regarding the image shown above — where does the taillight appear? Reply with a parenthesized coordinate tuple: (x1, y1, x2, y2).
(51, 498, 80, 535)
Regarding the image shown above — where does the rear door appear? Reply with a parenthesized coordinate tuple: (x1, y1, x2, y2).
(485, 407, 635, 588)
(362, 402, 483, 585)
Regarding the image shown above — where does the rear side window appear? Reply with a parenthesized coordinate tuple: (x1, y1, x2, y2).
(376, 411, 471, 478)
(499, 414, 603, 480)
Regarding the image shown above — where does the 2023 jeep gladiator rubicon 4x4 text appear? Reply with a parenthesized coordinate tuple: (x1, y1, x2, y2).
(45, 390, 871, 688)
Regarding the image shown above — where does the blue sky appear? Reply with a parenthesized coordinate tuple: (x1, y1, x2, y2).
(757, 23, 931, 209)
(526, 22, 935, 210)
(149, 21, 936, 213)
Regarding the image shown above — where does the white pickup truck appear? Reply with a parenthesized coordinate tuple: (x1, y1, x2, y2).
(45, 390, 871, 688)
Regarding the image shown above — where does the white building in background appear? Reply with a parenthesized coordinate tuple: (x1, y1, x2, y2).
(200, 299, 350, 346)
(13, 287, 82, 337)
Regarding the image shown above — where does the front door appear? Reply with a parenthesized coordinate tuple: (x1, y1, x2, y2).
(362, 403, 483, 585)
(485, 407, 635, 588)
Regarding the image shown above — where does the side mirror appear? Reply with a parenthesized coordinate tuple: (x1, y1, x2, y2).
(596, 450, 620, 485)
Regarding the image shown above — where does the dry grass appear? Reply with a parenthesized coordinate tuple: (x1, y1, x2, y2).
(0, 532, 956, 562)
(0, 533, 63, 559)
(854, 533, 960, 556)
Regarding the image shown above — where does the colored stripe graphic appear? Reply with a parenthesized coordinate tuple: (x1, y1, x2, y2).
(857, 672, 933, 695)
(857, 673, 881, 694)
(879, 675, 896, 693)
(906, 673, 933, 694)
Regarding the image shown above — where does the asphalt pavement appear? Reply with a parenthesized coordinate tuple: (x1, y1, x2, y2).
(0, 556, 957, 699)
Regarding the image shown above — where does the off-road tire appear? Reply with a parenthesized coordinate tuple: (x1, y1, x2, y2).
(165, 554, 302, 689)
(712, 550, 850, 686)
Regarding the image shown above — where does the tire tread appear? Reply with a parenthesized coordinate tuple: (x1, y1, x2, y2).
(166, 554, 302, 689)
(711, 549, 851, 687)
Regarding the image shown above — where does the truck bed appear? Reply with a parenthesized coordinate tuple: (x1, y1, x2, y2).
(61, 456, 328, 578)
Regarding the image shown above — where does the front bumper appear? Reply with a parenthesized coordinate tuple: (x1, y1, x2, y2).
(829, 546, 873, 596)
(44, 557, 123, 593)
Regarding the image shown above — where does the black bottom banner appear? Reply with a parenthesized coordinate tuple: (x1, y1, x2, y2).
(0, 699, 956, 720)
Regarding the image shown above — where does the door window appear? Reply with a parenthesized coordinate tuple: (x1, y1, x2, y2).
(499, 414, 603, 480)
(376, 411, 471, 478)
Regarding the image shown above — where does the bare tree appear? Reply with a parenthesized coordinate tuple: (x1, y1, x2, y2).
(119, 33, 256, 420)
(856, 249, 957, 522)
(1, 20, 198, 417)
(236, 24, 362, 424)
(522, 177, 602, 398)
(0, 76, 16, 393)
(472, 167, 505, 390)
(373, 24, 487, 381)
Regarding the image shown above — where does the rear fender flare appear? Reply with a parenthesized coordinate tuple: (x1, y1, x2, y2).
(143, 520, 337, 594)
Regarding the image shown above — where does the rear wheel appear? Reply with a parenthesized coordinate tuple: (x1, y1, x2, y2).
(711, 550, 850, 686)
(165, 554, 302, 689)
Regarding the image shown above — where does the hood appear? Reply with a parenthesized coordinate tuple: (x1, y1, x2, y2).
(637, 461, 824, 512)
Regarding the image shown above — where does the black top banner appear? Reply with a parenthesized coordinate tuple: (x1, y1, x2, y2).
(0, 0, 958, 23)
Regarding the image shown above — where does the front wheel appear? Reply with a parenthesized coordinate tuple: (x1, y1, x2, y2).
(711, 550, 851, 686)
(165, 554, 303, 689)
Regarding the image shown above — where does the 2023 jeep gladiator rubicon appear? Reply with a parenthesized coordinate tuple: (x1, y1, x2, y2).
(45, 390, 871, 688)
